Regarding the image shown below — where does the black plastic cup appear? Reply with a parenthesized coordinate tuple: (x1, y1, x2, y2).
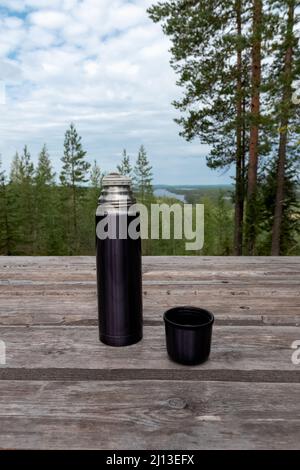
(164, 306, 214, 365)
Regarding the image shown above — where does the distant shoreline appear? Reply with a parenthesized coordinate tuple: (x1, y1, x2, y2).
(154, 184, 234, 189)
(154, 184, 234, 204)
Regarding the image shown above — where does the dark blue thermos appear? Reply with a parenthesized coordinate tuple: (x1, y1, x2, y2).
(96, 173, 143, 346)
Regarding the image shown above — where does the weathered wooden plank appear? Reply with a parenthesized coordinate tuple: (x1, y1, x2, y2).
(1, 256, 299, 327)
(1, 256, 300, 281)
(0, 286, 299, 325)
(1, 255, 300, 266)
(1, 269, 300, 281)
(0, 325, 299, 374)
(0, 380, 299, 449)
(1, 260, 300, 279)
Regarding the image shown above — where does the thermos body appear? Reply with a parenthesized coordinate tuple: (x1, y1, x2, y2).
(96, 174, 143, 347)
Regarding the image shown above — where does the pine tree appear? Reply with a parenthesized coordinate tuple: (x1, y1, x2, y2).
(117, 149, 132, 177)
(10, 152, 22, 183)
(133, 145, 153, 204)
(16, 146, 35, 183)
(234, 0, 248, 255)
(8, 146, 35, 254)
(60, 124, 90, 186)
(148, 0, 251, 255)
(34, 145, 57, 254)
(80, 160, 103, 254)
(22, 145, 35, 254)
(90, 160, 103, 191)
(2, 156, 23, 255)
(244, 0, 263, 254)
(269, 0, 300, 254)
(35, 145, 55, 186)
(258, 156, 300, 255)
(88, 159, 103, 222)
(60, 123, 90, 254)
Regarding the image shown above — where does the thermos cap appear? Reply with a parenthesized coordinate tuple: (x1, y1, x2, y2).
(102, 172, 131, 187)
(97, 172, 135, 211)
(164, 306, 214, 365)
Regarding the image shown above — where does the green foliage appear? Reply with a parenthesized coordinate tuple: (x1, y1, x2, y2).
(60, 123, 91, 254)
(60, 123, 90, 186)
(133, 145, 153, 204)
(200, 192, 234, 255)
(10, 152, 22, 183)
(148, 0, 300, 256)
(90, 160, 103, 190)
(148, 0, 250, 169)
(1, 149, 299, 256)
(79, 160, 103, 255)
(34, 145, 60, 255)
(1, 115, 299, 258)
(0, 156, 22, 255)
(117, 149, 132, 177)
(257, 157, 300, 255)
(0, 158, 8, 254)
(149, 197, 187, 255)
(9, 146, 36, 254)
(35, 145, 56, 185)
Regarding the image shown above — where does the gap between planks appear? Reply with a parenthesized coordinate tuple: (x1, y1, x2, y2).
(0, 319, 298, 327)
(0, 368, 300, 383)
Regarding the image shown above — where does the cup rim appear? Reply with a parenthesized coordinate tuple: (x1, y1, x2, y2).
(164, 306, 214, 329)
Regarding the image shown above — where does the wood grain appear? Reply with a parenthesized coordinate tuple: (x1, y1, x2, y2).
(0, 380, 299, 449)
(1, 256, 300, 326)
(0, 325, 298, 373)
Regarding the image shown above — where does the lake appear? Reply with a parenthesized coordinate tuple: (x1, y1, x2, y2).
(154, 188, 186, 202)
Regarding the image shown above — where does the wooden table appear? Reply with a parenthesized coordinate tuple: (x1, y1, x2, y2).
(0, 256, 299, 449)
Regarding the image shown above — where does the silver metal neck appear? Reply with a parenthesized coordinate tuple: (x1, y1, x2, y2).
(97, 172, 135, 212)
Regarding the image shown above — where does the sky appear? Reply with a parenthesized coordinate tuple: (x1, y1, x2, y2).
(0, 0, 233, 185)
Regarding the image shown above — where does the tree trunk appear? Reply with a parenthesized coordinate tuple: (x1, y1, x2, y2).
(271, 1, 295, 255)
(245, 0, 262, 255)
(234, 0, 244, 255)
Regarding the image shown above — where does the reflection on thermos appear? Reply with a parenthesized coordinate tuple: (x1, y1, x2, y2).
(96, 173, 143, 346)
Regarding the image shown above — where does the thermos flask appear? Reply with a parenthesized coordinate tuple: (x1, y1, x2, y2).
(96, 173, 143, 346)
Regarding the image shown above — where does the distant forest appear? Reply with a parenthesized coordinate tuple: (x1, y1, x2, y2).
(0, 124, 152, 256)
(0, 123, 299, 256)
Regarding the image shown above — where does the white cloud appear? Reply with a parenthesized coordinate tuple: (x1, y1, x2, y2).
(0, 0, 227, 184)
(29, 10, 69, 29)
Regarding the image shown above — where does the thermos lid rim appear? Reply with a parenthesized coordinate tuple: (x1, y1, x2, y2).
(102, 172, 132, 187)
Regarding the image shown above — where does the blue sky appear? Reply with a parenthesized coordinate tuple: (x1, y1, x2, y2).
(0, 0, 233, 184)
